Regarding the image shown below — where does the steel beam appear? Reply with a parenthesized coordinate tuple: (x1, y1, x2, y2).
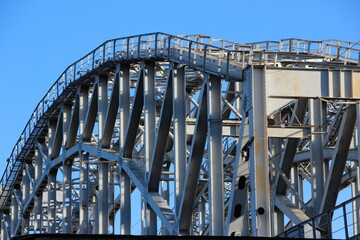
(34, 147, 43, 232)
(21, 166, 30, 233)
(148, 67, 173, 192)
(179, 83, 208, 234)
(225, 109, 249, 236)
(143, 61, 157, 235)
(309, 99, 325, 215)
(173, 65, 186, 224)
(79, 153, 90, 234)
(120, 170, 131, 234)
(207, 75, 224, 236)
(320, 104, 357, 213)
(122, 69, 144, 158)
(98, 74, 109, 234)
(246, 66, 271, 237)
(47, 170, 57, 233)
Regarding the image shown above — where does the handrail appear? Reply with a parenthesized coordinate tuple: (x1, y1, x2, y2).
(278, 194, 360, 239)
(0, 32, 359, 211)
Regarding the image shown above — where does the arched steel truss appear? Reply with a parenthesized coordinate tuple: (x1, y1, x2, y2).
(1, 33, 360, 239)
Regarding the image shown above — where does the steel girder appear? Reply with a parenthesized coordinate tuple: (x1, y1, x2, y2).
(1, 33, 360, 239)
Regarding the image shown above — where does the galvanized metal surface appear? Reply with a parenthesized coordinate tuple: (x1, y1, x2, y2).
(1, 32, 360, 239)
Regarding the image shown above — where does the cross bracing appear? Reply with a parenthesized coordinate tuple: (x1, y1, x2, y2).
(1, 32, 360, 238)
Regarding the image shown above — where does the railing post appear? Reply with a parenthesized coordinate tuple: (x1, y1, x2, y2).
(154, 33, 158, 56)
(168, 36, 171, 60)
(226, 50, 230, 80)
(138, 36, 141, 58)
(327, 211, 332, 239)
(312, 218, 317, 238)
(102, 44, 106, 62)
(203, 45, 207, 70)
(92, 51, 95, 70)
(336, 47, 341, 62)
(73, 63, 77, 80)
(127, 38, 130, 59)
(113, 40, 116, 59)
(343, 204, 349, 239)
(189, 41, 192, 66)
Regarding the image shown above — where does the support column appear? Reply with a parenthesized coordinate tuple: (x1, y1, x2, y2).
(207, 75, 224, 236)
(118, 63, 131, 234)
(47, 118, 57, 234)
(1, 213, 9, 240)
(119, 63, 130, 147)
(351, 160, 360, 235)
(120, 170, 131, 234)
(63, 103, 72, 233)
(79, 84, 89, 234)
(92, 194, 99, 234)
(247, 67, 271, 237)
(173, 65, 186, 225)
(63, 160, 72, 233)
(291, 165, 300, 208)
(199, 197, 206, 235)
(109, 168, 115, 234)
(354, 104, 360, 234)
(309, 99, 324, 215)
(144, 61, 157, 234)
(10, 188, 19, 237)
(22, 166, 31, 233)
(98, 160, 109, 234)
(34, 147, 43, 232)
(47, 170, 57, 233)
(98, 74, 109, 234)
(161, 180, 170, 235)
(79, 153, 90, 233)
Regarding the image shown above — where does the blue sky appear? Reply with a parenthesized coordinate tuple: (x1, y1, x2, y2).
(0, 0, 359, 231)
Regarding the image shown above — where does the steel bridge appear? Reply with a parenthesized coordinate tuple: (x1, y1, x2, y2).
(1, 32, 360, 239)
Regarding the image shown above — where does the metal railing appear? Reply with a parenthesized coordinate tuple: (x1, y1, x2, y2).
(278, 194, 360, 239)
(247, 38, 360, 64)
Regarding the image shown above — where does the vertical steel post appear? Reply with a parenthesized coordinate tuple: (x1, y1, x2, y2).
(63, 104, 72, 233)
(354, 104, 360, 234)
(118, 63, 131, 234)
(247, 67, 271, 236)
(109, 168, 115, 234)
(144, 61, 157, 234)
(63, 160, 72, 233)
(79, 153, 90, 233)
(47, 119, 57, 234)
(161, 180, 170, 235)
(207, 75, 224, 235)
(120, 170, 131, 234)
(47, 170, 57, 233)
(199, 197, 206, 235)
(10, 189, 19, 237)
(98, 74, 109, 234)
(309, 99, 324, 215)
(119, 64, 130, 146)
(1, 214, 9, 240)
(34, 148, 43, 232)
(22, 166, 30, 233)
(173, 65, 186, 226)
(98, 160, 109, 234)
(79, 85, 89, 233)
